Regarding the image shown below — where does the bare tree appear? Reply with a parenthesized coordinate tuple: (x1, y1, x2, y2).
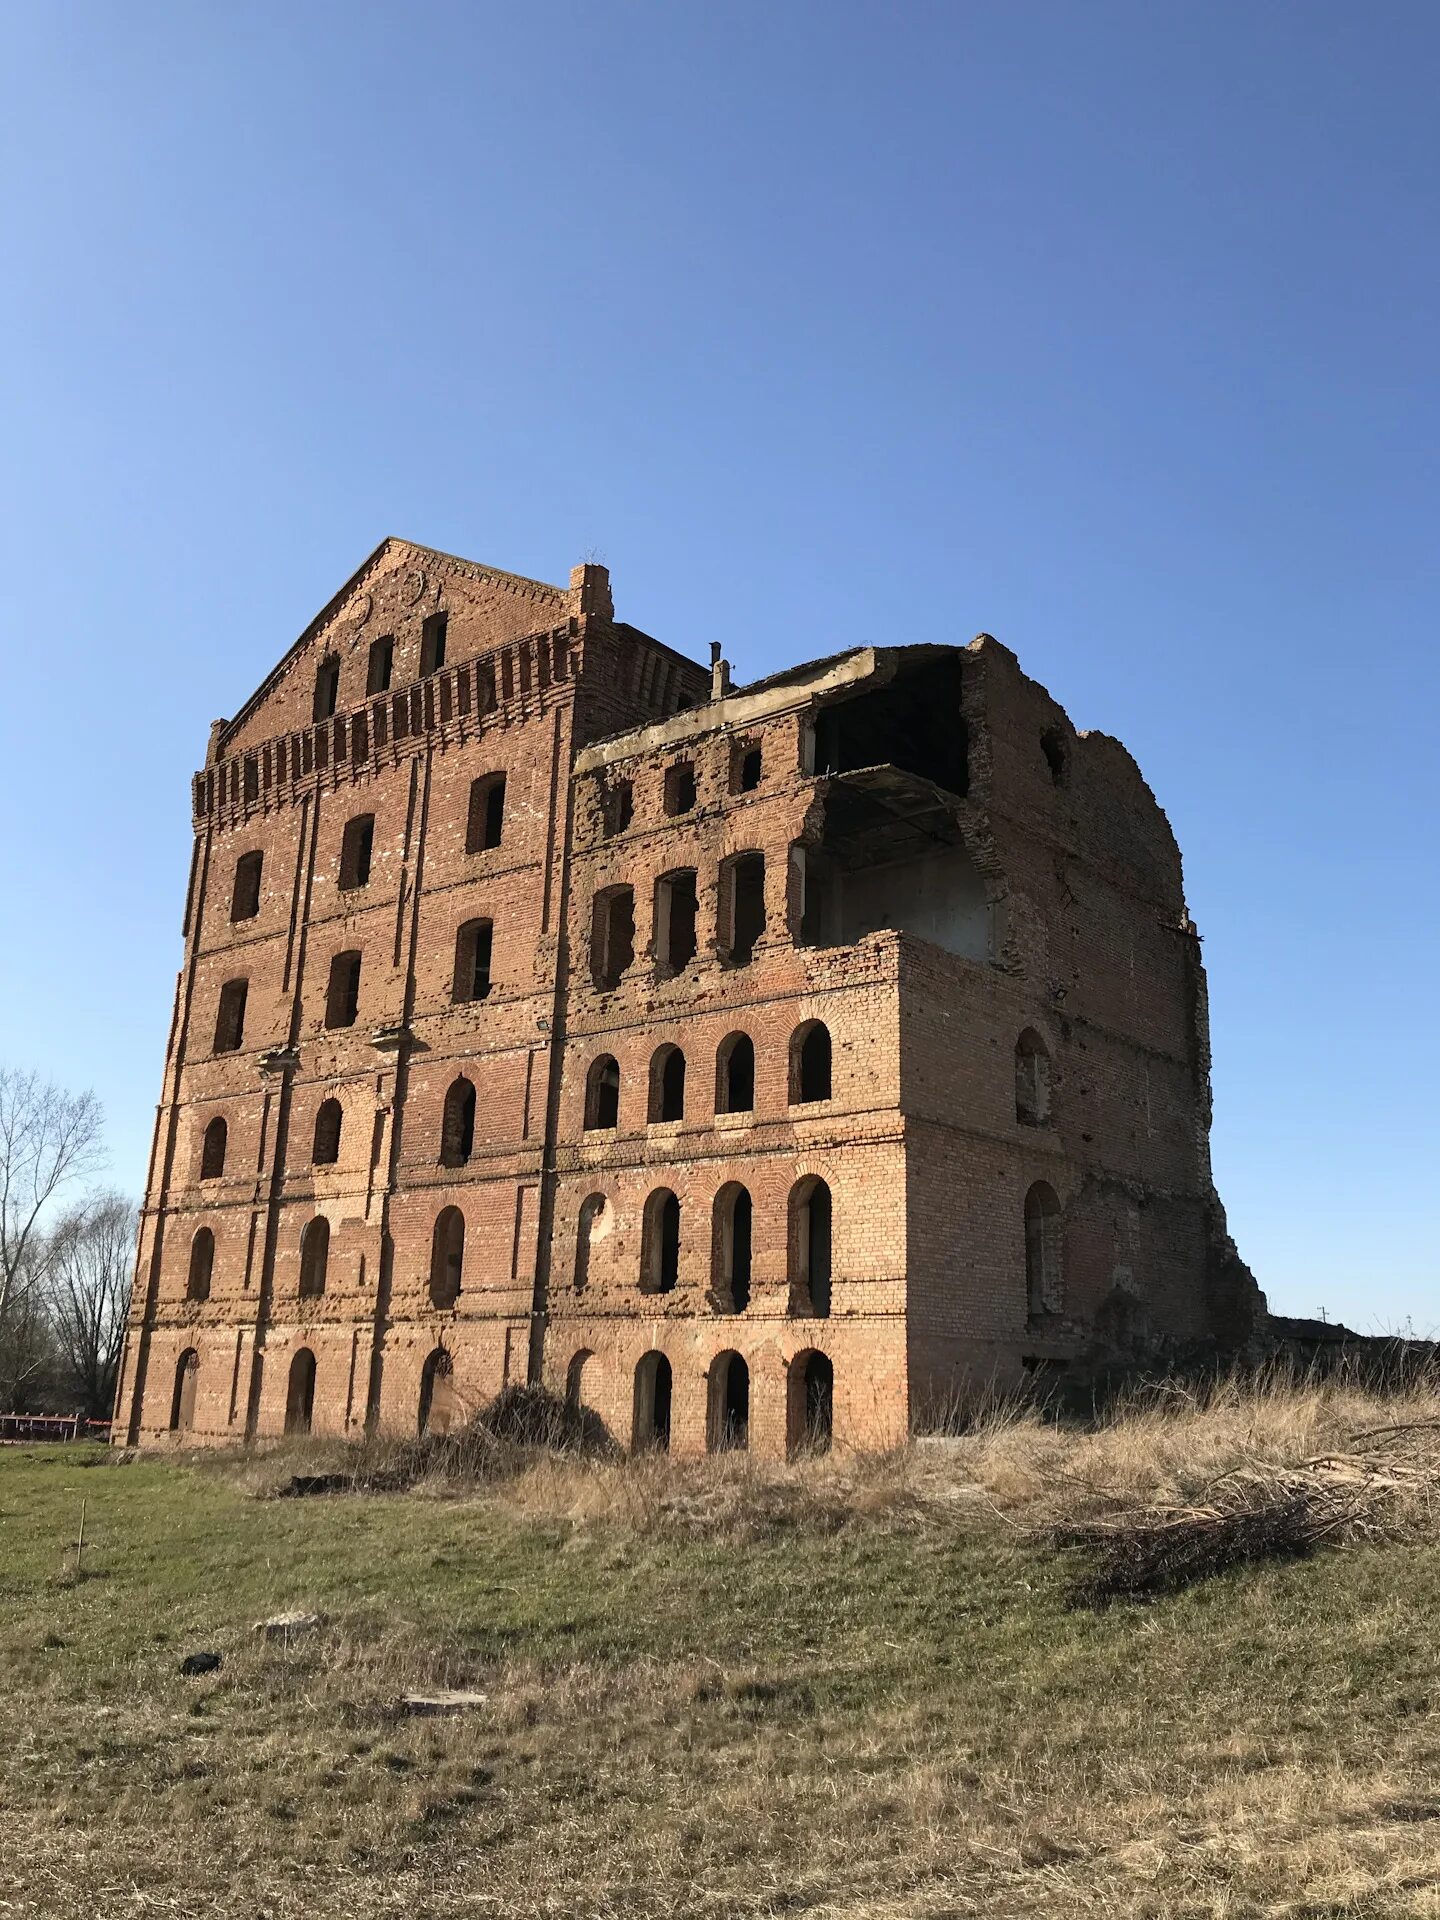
(47, 1192, 136, 1417)
(0, 1067, 105, 1405)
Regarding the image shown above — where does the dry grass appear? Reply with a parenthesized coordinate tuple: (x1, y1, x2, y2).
(7, 1368, 1440, 1917)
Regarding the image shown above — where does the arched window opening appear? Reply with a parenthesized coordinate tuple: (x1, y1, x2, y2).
(712, 1184, 753, 1313)
(788, 1351, 834, 1455)
(312, 1099, 343, 1166)
(649, 1044, 686, 1123)
(230, 850, 263, 922)
(453, 919, 494, 1002)
(298, 1216, 330, 1299)
(791, 1021, 832, 1104)
(584, 1055, 620, 1130)
(707, 1352, 750, 1452)
(285, 1348, 317, 1435)
(719, 851, 766, 966)
(420, 611, 448, 676)
(1015, 1030, 1052, 1126)
(169, 1349, 199, 1433)
(418, 1348, 455, 1437)
(313, 655, 340, 722)
(633, 1351, 673, 1451)
(367, 634, 395, 695)
(591, 886, 635, 989)
(325, 950, 361, 1029)
(429, 1207, 465, 1308)
(654, 870, 698, 977)
(574, 1194, 607, 1293)
(641, 1189, 681, 1294)
(200, 1117, 227, 1181)
(440, 1077, 477, 1166)
(466, 773, 506, 853)
(716, 1032, 755, 1114)
(339, 814, 375, 890)
(565, 1348, 593, 1410)
(789, 1177, 833, 1317)
(214, 978, 248, 1055)
(1024, 1181, 1063, 1318)
(186, 1228, 214, 1303)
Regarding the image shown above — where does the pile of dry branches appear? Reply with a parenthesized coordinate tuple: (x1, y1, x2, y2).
(1055, 1419, 1440, 1604)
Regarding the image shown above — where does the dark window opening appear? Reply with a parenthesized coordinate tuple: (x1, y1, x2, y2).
(591, 887, 635, 989)
(325, 951, 361, 1029)
(230, 850, 262, 923)
(312, 1098, 342, 1166)
(430, 1207, 465, 1308)
(313, 656, 341, 722)
(655, 869, 698, 977)
(1041, 728, 1069, 788)
(367, 635, 395, 695)
(1025, 1181, 1063, 1317)
(298, 1217, 329, 1299)
(285, 1349, 316, 1434)
(633, 1351, 672, 1451)
(200, 1117, 227, 1181)
(664, 761, 697, 815)
(170, 1349, 199, 1432)
(584, 1055, 620, 1130)
(792, 1022, 833, 1103)
(650, 1044, 686, 1123)
(602, 778, 634, 837)
(789, 1351, 833, 1455)
(418, 1348, 455, 1436)
(214, 979, 248, 1054)
(420, 611, 448, 676)
(790, 1177, 833, 1317)
(720, 851, 765, 965)
(642, 1189, 681, 1294)
(565, 1348, 592, 1408)
(440, 1077, 477, 1166)
(713, 1184, 752, 1313)
(453, 919, 494, 1003)
(731, 744, 762, 793)
(708, 1351, 750, 1451)
(1015, 1030, 1052, 1126)
(793, 844, 840, 948)
(716, 1032, 755, 1114)
(339, 814, 375, 890)
(186, 1228, 214, 1303)
(466, 773, 506, 853)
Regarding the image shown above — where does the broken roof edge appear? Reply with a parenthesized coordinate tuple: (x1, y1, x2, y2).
(573, 641, 975, 774)
(573, 646, 883, 773)
(215, 537, 569, 754)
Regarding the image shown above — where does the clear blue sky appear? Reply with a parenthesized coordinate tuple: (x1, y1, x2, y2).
(1, 1, 1434, 1329)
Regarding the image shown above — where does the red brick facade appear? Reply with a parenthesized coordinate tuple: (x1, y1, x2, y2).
(114, 539, 1261, 1457)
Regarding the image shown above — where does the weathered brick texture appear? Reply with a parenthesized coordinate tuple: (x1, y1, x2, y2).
(115, 543, 1261, 1459)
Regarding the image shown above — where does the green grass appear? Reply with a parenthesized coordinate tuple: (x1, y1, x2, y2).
(5, 1429, 1440, 1917)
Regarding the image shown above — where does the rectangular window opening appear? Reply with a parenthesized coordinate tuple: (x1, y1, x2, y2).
(655, 870, 699, 977)
(591, 887, 635, 990)
(367, 635, 395, 695)
(420, 612, 448, 677)
(325, 951, 362, 1029)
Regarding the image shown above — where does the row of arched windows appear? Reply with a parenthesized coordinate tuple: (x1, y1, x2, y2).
(182, 1206, 468, 1308)
(167, 1342, 833, 1457)
(179, 1179, 1062, 1314)
(197, 1024, 1046, 1186)
(574, 1177, 833, 1315)
(584, 1021, 831, 1131)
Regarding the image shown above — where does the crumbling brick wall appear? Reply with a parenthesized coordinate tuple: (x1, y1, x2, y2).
(115, 548, 1260, 1459)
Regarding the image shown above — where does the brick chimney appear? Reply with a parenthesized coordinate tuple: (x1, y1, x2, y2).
(710, 641, 732, 700)
(568, 562, 613, 621)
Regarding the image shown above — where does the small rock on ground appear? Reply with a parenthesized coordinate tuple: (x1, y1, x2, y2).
(254, 1610, 325, 1639)
(180, 1651, 222, 1676)
(400, 1689, 488, 1716)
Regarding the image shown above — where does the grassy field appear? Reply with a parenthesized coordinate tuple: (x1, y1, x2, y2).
(7, 1383, 1440, 1918)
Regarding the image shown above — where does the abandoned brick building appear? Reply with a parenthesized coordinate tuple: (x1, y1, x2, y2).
(114, 537, 1259, 1457)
